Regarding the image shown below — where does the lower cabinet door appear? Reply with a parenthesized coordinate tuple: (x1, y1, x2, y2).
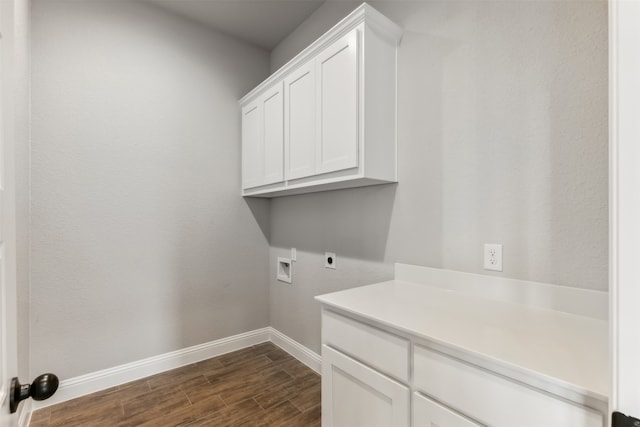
(322, 345, 410, 427)
(413, 392, 481, 427)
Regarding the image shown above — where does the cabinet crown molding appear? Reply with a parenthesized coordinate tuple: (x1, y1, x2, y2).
(240, 2, 403, 105)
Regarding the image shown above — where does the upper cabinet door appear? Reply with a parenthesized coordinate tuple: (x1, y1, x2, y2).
(315, 28, 359, 175)
(285, 61, 316, 180)
(242, 83, 284, 190)
(241, 101, 262, 189)
(262, 83, 284, 185)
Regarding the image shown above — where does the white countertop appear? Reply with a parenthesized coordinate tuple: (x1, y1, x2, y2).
(316, 279, 608, 403)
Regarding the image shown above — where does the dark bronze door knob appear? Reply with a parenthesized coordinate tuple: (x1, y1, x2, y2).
(10, 373, 59, 413)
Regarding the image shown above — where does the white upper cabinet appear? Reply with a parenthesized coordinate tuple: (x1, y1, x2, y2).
(241, 82, 284, 189)
(240, 3, 402, 197)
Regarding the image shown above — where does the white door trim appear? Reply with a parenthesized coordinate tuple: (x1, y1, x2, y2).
(609, 0, 640, 420)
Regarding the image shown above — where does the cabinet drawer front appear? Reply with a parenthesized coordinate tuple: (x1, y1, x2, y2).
(322, 345, 409, 427)
(413, 345, 603, 427)
(413, 392, 481, 427)
(322, 310, 409, 382)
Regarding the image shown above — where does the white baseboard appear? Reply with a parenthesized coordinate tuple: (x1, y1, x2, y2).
(30, 327, 320, 412)
(269, 328, 321, 373)
(32, 327, 271, 410)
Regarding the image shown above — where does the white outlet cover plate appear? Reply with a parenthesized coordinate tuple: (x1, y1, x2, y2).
(325, 252, 336, 269)
(484, 244, 503, 271)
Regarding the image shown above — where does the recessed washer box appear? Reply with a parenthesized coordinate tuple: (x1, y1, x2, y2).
(277, 257, 292, 283)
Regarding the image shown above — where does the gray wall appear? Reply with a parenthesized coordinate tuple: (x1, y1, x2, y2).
(30, 0, 271, 379)
(269, 0, 608, 353)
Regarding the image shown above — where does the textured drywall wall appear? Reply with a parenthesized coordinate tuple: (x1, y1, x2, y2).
(30, 0, 271, 379)
(269, 0, 608, 353)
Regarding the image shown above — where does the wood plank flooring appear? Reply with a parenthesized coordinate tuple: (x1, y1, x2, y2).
(30, 342, 321, 427)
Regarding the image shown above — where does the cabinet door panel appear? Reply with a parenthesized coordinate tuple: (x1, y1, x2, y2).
(285, 61, 316, 180)
(414, 345, 603, 427)
(322, 345, 409, 427)
(413, 392, 481, 427)
(316, 28, 359, 175)
(262, 84, 284, 185)
(241, 102, 262, 189)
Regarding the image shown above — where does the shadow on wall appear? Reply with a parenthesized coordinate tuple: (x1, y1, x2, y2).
(269, 184, 397, 262)
(244, 197, 271, 241)
(258, 28, 461, 268)
(250, 0, 607, 291)
(382, 27, 458, 269)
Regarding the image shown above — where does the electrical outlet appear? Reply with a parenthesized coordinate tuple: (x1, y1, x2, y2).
(484, 244, 503, 271)
(325, 252, 336, 269)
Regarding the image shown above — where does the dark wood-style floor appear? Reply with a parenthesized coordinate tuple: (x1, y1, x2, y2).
(29, 342, 321, 426)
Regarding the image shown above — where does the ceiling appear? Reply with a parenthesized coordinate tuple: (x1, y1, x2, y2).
(146, 0, 327, 50)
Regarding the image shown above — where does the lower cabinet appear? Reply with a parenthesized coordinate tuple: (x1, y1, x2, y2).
(413, 345, 603, 427)
(413, 393, 480, 427)
(321, 345, 409, 427)
(320, 309, 604, 427)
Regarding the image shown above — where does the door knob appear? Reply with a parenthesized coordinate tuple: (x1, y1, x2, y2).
(9, 373, 59, 413)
